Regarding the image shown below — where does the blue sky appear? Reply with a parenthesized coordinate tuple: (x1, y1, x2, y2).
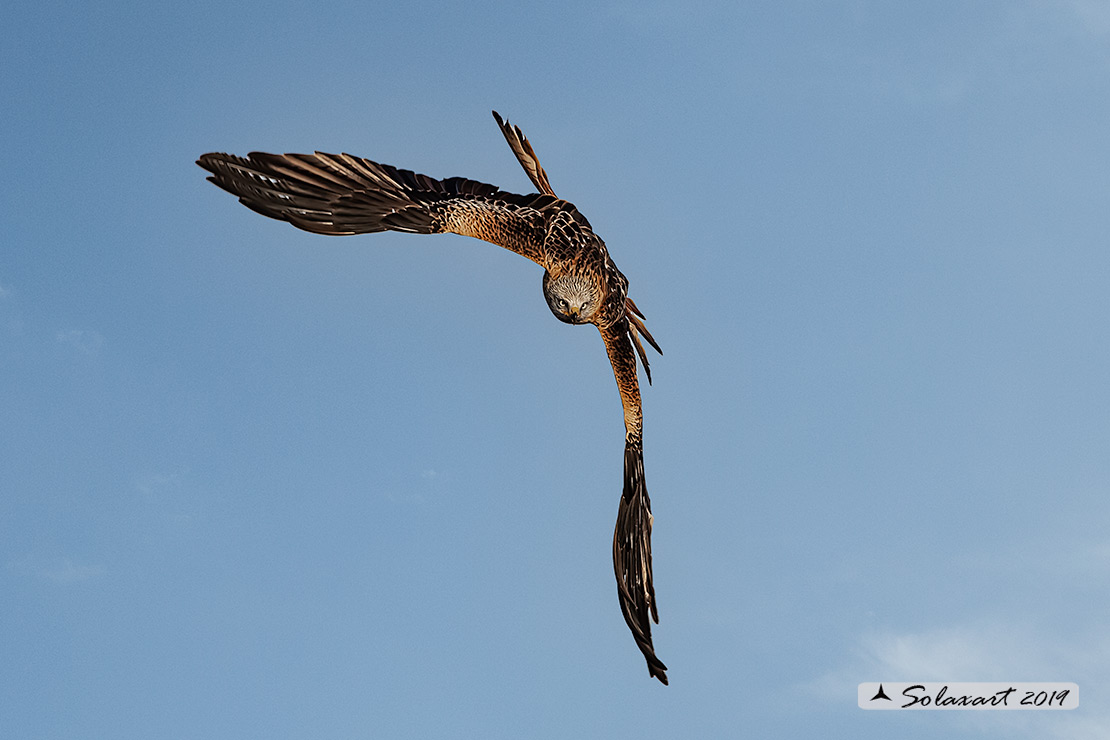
(3, 1, 1110, 737)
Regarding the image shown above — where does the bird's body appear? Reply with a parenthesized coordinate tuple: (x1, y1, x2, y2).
(197, 112, 667, 684)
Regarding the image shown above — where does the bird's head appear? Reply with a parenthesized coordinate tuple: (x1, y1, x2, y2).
(543, 272, 602, 325)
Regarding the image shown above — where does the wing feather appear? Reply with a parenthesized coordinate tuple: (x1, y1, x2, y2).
(600, 320, 668, 684)
(197, 151, 554, 264)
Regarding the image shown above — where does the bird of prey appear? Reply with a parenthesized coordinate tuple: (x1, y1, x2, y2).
(196, 112, 668, 684)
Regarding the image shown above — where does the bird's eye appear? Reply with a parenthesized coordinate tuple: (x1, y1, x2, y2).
(558, 298, 568, 309)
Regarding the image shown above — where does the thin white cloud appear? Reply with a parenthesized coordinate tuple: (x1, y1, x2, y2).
(859, 622, 1041, 679)
(55, 328, 104, 355)
(953, 527, 1110, 597)
(7, 555, 106, 583)
(1063, 0, 1110, 35)
(134, 470, 199, 525)
(135, 471, 184, 497)
(41, 558, 106, 583)
(805, 619, 1110, 739)
(0, 281, 20, 336)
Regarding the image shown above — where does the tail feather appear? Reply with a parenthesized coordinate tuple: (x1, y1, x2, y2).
(624, 298, 662, 386)
(492, 110, 556, 196)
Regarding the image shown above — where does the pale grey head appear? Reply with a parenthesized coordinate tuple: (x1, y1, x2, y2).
(543, 272, 602, 325)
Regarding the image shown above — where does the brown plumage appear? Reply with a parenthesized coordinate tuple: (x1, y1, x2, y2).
(196, 111, 667, 684)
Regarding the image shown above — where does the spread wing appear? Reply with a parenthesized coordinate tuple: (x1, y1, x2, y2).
(600, 319, 668, 685)
(199, 112, 669, 684)
(196, 150, 561, 266)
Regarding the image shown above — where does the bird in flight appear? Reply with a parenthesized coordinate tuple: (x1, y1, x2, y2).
(196, 111, 668, 684)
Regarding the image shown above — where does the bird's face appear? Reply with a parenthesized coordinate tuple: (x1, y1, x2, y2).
(543, 273, 601, 325)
